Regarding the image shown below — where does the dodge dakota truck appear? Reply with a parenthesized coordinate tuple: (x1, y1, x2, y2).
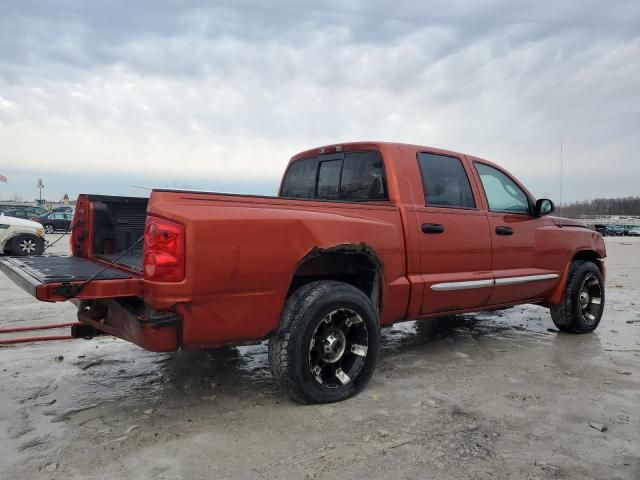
(0, 142, 606, 403)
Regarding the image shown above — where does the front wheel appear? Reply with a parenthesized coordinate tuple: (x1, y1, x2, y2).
(550, 260, 605, 333)
(10, 234, 45, 256)
(44, 224, 55, 234)
(269, 280, 380, 404)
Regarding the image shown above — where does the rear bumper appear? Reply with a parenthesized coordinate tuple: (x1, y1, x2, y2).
(1, 254, 179, 352)
(74, 299, 180, 352)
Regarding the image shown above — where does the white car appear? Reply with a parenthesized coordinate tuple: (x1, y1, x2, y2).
(628, 227, 640, 237)
(0, 215, 46, 255)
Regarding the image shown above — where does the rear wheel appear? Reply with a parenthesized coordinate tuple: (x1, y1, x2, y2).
(10, 234, 45, 256)
(44, 224, 55, 234)
(550, 260, 605, 333)
(269, 280, 380, 404)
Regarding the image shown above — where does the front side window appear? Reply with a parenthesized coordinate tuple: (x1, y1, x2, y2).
(417, 153, 476, 208)
(280, 150, 387, 201)
(474, 163, 530, 214)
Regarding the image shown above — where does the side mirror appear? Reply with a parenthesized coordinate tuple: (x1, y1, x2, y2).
(535, 198, 554, 216)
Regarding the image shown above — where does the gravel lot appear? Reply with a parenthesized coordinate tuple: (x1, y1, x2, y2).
(0, 234, 638, 479)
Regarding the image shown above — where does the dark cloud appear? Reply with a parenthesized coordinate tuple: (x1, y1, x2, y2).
(0, 1, 639, 201)
(3, 1, 638, 79)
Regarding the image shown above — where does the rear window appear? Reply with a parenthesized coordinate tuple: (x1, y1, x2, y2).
(280, 150, 387, 201)
(280, 157, 319, 199)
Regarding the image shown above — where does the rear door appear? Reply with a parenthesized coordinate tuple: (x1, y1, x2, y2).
(405, 150, 493, 315)
(471, 161, 561, 304)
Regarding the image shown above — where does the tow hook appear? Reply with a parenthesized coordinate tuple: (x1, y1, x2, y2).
(140, 307, 181, 327)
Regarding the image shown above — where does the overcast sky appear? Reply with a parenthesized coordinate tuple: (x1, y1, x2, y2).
(0, 1, 638, 203)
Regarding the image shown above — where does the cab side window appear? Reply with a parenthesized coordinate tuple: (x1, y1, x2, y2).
(474, 163, 530, 214)
(417, 153, 476, 208)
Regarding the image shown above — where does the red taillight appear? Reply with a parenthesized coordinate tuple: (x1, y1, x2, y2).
(143, 216, 185, 282)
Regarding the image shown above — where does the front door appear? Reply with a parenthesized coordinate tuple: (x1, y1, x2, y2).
(411, 152, 493, 315)
(472, 162, 561, 305)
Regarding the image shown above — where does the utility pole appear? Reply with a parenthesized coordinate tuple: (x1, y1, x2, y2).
(559, 140, 563, 216)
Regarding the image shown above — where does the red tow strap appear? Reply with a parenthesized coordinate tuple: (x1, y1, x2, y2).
(0, 322, 81, 345)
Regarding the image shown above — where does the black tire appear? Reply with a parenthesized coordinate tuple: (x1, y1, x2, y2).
(10, 234, 45, 256)
(550, 260, 605, 333)
(268, 280, 381, 404)
(43, 224, 55, 234)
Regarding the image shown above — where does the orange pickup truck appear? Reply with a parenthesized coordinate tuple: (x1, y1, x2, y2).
(0, 142, 606, 403)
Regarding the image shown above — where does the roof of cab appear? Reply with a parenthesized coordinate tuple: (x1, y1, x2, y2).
(289, 141, 472, 163)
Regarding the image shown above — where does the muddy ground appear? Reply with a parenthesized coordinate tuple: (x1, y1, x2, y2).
(0, 235, 638, 479)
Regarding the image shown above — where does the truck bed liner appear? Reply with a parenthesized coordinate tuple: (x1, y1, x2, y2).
(95, 253, 143, 272)
(0, 255, 132, 283)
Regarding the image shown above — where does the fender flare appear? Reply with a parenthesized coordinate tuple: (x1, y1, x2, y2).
(547, 250, 605, 306)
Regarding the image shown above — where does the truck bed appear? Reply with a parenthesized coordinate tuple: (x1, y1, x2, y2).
(88, 195, 148, 272)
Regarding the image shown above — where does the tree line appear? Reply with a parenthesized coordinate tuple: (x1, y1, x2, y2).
(559, 196, 640, 218)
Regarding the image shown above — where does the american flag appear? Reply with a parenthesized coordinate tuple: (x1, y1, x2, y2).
(0, 174, 7, 183)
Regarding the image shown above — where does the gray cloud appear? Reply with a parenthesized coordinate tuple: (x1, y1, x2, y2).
(0, 1, 639, 202)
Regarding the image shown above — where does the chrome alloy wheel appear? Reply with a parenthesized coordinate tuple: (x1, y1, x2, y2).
(308, 308, 369, 388)
(19, 238, 38, 254)
(44, 224, 55, 234)
(579, 273, 603, 326)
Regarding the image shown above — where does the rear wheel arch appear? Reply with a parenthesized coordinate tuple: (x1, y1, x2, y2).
(286, 244, 384, 315)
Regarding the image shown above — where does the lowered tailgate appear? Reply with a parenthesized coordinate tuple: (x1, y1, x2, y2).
(0, 255, 143, 302)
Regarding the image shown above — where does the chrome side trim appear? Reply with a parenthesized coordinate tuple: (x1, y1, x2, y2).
(431, 279, 494, 291)
(430, 273, 559, 292)
(494, 273, 559, 286)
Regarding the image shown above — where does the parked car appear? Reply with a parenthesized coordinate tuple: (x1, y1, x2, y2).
(32, 212, 73, 233)
(1, 206, 47, 219)
(51, 206, 74, 213)
(593, 224, 609, 235)
(0, 216, 45, 256)
(628, 227, 640, 237)
(606, 225, 626, 236)
(0, 142, 607, 403)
